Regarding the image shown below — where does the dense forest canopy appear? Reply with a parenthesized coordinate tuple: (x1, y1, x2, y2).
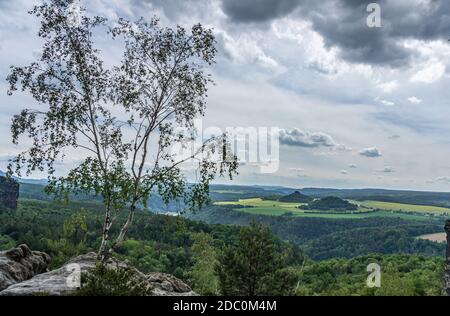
(299, 196, 358, 211)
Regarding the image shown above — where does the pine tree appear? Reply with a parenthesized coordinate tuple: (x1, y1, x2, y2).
(216, 220, 294, 295)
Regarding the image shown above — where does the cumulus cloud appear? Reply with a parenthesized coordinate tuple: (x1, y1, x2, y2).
(407, 96, 423, 104)
(279, 128, 336, 148)
(435, 176, 450, 183)
(380, 99, 395, 106)
(377, 80, 398, 93)
(359, 147, 382, 158)
(138, 0, 450, 69)
(216, 31, 283, 71)
(410, 61, 446, 84)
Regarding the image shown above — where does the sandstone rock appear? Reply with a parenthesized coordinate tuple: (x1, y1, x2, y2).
(0, 250, 195, 296)
(0, 176, 19, 212)
(147, 272, 196, 296)
(0, 244, 51, 291)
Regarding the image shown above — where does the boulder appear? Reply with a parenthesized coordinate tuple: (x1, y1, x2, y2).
(0, 244, 51, 291)
(147, 272, 196, 296)
(0, 250, 195, 296)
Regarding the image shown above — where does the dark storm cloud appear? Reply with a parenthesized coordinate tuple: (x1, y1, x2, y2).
(303, 0, 450, 67)
(220, 0, 302, 23)
(130, 0, 450, 67)
(304, 1, 410, 67)
(218, 0, 450, 67)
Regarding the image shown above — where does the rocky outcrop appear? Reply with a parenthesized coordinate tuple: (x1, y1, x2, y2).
(445, 220, 450, 296)
(0, 248, 195, 296)
(0, 244, 51, 291)
(0, 176, 19, 212)
(147, 272, 196, 296)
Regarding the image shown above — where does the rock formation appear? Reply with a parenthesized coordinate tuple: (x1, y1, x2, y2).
(0, 246, 195, 296)
(0, 244, 51, 291)
(445, 220, 450, 296)
(0, 176, 19, 212)
(148, 272, 195, 296)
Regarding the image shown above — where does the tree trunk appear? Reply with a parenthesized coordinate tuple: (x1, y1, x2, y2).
(106, 203, 136, 258)
(98, 202, 113, 262)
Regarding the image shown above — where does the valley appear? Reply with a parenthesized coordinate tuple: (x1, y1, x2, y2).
(1, 180, 449, 295)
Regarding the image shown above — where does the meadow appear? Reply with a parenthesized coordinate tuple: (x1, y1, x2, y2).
(215, 198, 448, 220)
(359, 200, 450, 214)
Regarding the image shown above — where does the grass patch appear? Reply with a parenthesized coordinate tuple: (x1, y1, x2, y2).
(215, 198, 431, 220)
(359, 201, 450, 214)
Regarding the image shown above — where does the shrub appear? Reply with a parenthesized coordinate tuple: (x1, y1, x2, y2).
(73, 263, 153, 296)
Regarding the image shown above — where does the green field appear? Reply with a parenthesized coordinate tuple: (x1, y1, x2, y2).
(215, 198, 434, 220)
(210, 190, 246, 194)
(359, 200, 450, 214)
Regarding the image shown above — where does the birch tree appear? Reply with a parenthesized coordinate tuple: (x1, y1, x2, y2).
(7, 0, 238, 261)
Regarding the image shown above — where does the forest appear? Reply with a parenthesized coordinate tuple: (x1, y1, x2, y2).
(0, 197, 447, 295)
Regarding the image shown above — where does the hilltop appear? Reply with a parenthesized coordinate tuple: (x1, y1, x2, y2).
(278, 191, 313, 203)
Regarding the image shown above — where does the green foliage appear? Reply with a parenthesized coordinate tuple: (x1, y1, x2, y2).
(63, 210, 88, 246)
(44, 210, 89, 267)
(278, 191, 312, 203)
(7, 0, 238, 260)
(0, 199, 243, 276)
(300, 196, 358, 211)
(297, 254, 444, 296)
(186, 232, 219, 295)
(116, 239, 170, 273)
(216, 221, 297, 296)
(0, 198, 446, 296)
(0, 234, 16, 251)
(304, 225, 446, 260)
(189, 204, 445, 259)
(73, 263, 153, 296)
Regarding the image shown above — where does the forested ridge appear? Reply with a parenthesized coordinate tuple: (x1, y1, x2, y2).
(0, 198, 447, 295)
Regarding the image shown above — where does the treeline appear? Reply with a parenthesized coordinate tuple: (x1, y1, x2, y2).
(298, 253, 444, 296)
(187, 205, 445, 258)
(0, 199, 302, 288)
(299, 196, 358, 211)
(304, 226, 445, 260)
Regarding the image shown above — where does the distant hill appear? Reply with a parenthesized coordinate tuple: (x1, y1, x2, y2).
(300, 196, 358, 211)
(0, 170, 47, 185)
(7, 176, 450, 212)
(278, 191, 312, 203)
(297, 187, 450, 208)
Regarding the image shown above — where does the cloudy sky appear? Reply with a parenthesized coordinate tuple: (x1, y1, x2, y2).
(2, 0, 450, 190)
